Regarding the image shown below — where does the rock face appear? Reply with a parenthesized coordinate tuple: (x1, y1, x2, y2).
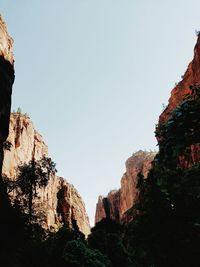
(158, 35, 200, 167)
(0, 15, 15, 220)
(3, 113, 90, 236)
(160, 35, 200, 124)
(0, 16, 14, 65)
(0, 15, 14, 169)
(3, 113, 48, 179)
(95, 151, 156, 224)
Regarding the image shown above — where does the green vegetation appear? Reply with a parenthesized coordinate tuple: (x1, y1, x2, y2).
(3, 140, 12, 151)
(155, 84, 200, 165)
(88, 219, 131, 267)
(5, 156, 57, 221)
(12, 107, 30, 118)
(2, 85, 200, 266)
(124, 85, 200, 266)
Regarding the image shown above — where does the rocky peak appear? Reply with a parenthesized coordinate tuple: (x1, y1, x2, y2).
(160, 35, 200, 123)
(3, 113, 90, 236)
(0, 15, 14, 64)
(0, 16, 14, 145)
(157, 35, 200, 167)
(95, 151, 156, 224)
(3, 113, 48, 179)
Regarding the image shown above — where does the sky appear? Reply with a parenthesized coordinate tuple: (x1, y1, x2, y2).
(0, 0, 200, 225)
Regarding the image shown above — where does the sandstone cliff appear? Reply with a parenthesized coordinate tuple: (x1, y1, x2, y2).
(95, 150, 156, 224)
(0, 15, 15, 224)
(159, 35, 200, 124)
(0, 15, 14, 167)
(3, 113, 90, 236)
(157, 35, 200, 167)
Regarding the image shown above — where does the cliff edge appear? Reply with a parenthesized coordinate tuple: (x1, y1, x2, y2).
(3, 113, 90, 236)
(95, 150, 156, 224)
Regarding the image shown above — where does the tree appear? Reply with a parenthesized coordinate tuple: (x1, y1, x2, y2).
(88, 219, 131, 267)
(9, 156, 57, 221)
(17, 107, 22, 113)
(62, 240, 111, 267)
(124, 84, 200, 266)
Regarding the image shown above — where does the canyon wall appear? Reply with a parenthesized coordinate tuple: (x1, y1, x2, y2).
(3, 113, 90, 236)
(95, 150, 156, 224)
(157, 35, 200, 167)
(160, 35, 200, 123)
(0, 15, 15, 221)
(0, 15, 14, 172)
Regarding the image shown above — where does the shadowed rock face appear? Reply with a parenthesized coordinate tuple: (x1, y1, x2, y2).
(95, 151, 156, 224)
(0, 16, 15, 219)
(3, 114, 90, 236)
(0, 15, 14, 157)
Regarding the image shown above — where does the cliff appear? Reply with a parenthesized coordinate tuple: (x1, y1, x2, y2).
(0, 15, 15, 224)
(128, 35, 200, 265)
(157, 35, 200, 167)
(160, 35, 200, 123)
(3, 113, 90, 236)
(0, 15, 14, 170)
(95, 150, 156, 224)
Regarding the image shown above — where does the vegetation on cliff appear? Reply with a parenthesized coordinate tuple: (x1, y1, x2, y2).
(3, 85, 200, 266)
(89, 85, 200, 267)
(4, 156, 57, 221)
(123, 85, 200, 266)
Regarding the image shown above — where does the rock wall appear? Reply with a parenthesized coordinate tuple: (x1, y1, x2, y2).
(159, 35, 200, 124)
(95, 151, 156, 224)
(158, 35, 200, 167)
(3, 113, 48, 178)
(0, 15, 14, 168)
(0, 15, 15, 221)
(3, 113, 90, 236)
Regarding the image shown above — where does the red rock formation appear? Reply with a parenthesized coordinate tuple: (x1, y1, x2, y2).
(158, 35, 200, 167)
(3, 113, 90, 236)
(95, 151, 156, 224)
(159, 35, 200, 123)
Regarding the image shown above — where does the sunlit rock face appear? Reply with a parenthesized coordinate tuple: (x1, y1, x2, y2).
(159, 35, 200, 124)
(95, 151, 156, 224)
(158, 35, 200, 167)
(0, 16, 13, 65)
(3, 113, 48, 179)
(3, 114, 90, 236)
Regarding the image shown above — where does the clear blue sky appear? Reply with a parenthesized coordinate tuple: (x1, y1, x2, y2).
(0, 0, 200, 225)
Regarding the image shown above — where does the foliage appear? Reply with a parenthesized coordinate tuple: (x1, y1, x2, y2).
(3, 140, 12, 151)
(12, 108, 29, 118)
(17, 107, 22, 113)
(88, 219, 131, 267)
(6, 156, 57, 221)
(62, 240, 111, 267)
(155, 85, 200, 166)
(125, 85, 200, 266)
(4, 84, 200, 266)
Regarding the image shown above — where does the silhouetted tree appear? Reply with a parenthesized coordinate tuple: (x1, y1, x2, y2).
(88, 219, 131, 267)
(62, 240, 111, 267)
(8, 156, 57, 221)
